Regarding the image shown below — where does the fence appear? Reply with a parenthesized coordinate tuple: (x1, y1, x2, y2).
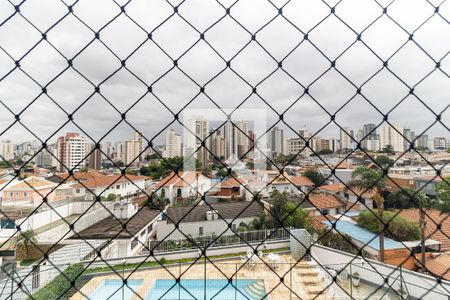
(148, 228, 291, 253)
(0, 0, 449, 299)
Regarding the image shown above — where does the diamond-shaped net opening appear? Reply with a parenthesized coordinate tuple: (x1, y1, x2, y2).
(0, 0, 449, 299)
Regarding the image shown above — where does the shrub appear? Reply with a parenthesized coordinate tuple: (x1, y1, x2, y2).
(357, 210, 420, 241)
(31, 263, 84, 300)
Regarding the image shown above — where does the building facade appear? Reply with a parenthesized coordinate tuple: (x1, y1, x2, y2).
(56, 133, 87, 172)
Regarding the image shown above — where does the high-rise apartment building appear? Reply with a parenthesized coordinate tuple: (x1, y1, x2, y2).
(379, 123, 404, 152)
(210, 129, 226, 159)
(185, 118, 209, 167)
(416, 134, 429, 149)
(268, 127, 284, 158)
(433, 137, 447, 150)
(35, 149, 53, 167)
(86, 143, 102, 170)
(0, 140, 14, 161)
(362, 124, 377, 140)
(123, 131, 144, 166)
(403, 128, 416, 150)
(340, 127, 354, 150)
(164, 129, 182, 158)
(56, 132, 86, 172)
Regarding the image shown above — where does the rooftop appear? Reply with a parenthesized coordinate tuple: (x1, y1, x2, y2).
(165, 201, 264, 224)
(323, 219, 406, 250)
(72, 207, 160, 240)
(73, 174, 149, 189)
(155, 171, 208, 188)
(397, 209, 450, 251)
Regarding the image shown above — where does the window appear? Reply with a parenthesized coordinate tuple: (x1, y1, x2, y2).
(131, 238, 139, 249)
(116, 185, 120, 189)
(24, 192, 28, 197)
(177, 188, 182, 197)
(321, 209, 329, 216)
(147, 224, 153, 234)
(76, 189, 80, 193)
(199, 227, 203, 236)
(336, 208, 340, 215)
(232, 224, 237, 231)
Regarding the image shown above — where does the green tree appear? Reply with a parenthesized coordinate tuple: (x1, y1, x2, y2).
(318, 231, 357, 254)
(249, 215, 268, 230)
(216, 168, 228, 178)
(0, 160, 10, 169)
(358, 210, 420, 242)
(382, 144, 395, 154)
(274, 154, 297, 165)
(269, 190, 287, 227)
(146, 194, 169, 210)
(283, 202, 313, 231)
(302, 169, 326, 187)
(436, 176, 450, 212)
(347, 166, 387, 262)
(375, 155, 394, 169)
(17, 230, 38, 259)
(106, 194, 117, 201)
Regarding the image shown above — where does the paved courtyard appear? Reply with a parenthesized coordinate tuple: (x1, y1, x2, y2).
(72, 254, 396, 299)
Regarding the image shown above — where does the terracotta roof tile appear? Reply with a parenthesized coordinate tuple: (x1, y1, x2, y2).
(73, 174, 149, 189)
(220, 178, 245, 188)
(290, 176, 314, 186)
(7, 177, 56, 190)
(155, 171, 207, 188)
(398, 209, 450, 251)
(308, 194, 345, 209)
(320, 183, 376, 198)
(423, 253, 450, 281)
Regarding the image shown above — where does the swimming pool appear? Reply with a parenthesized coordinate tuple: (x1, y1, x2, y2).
(89, 279, 143, 300)
(146, 279, 267, 300)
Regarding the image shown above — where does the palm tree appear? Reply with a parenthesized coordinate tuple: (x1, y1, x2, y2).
(346, 166, 387, 262)
(17, 230, 38, 259)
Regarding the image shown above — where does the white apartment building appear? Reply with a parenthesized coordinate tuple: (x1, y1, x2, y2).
(56, 133, 86, 172)
(123, 131, 144, 165)
(185, 118, 209, 166)
(379, 123, 404, 152)
(365, 139, 380, 151)
(268, 126, 284, 157)
(163, 129, 182, 158)
(0, 140, 14, 161)
(340, 127, 354, 150)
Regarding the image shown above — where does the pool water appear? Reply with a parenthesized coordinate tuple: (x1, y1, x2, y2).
(89, 279, 143, 300)
(146, 279, 267, 300)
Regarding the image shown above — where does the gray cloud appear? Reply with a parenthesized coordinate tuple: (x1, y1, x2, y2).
(0, 0, 449, 145)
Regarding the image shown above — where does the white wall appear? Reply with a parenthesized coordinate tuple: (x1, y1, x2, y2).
(311, 244, 450, 300)
(157, 217, 257, 241)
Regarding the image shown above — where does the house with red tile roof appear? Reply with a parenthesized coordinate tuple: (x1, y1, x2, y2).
(1, 176, 57, 207)
(308, 193, 346, 216)
(72, 174, 149, 199)
(419, 252, 450, 281)
(208, 177, 246, 200)
(319, 183, 375, 211)
(155, 171, 211, 204)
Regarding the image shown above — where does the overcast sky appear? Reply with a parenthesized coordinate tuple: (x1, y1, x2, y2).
(0, 0, 449, 145)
